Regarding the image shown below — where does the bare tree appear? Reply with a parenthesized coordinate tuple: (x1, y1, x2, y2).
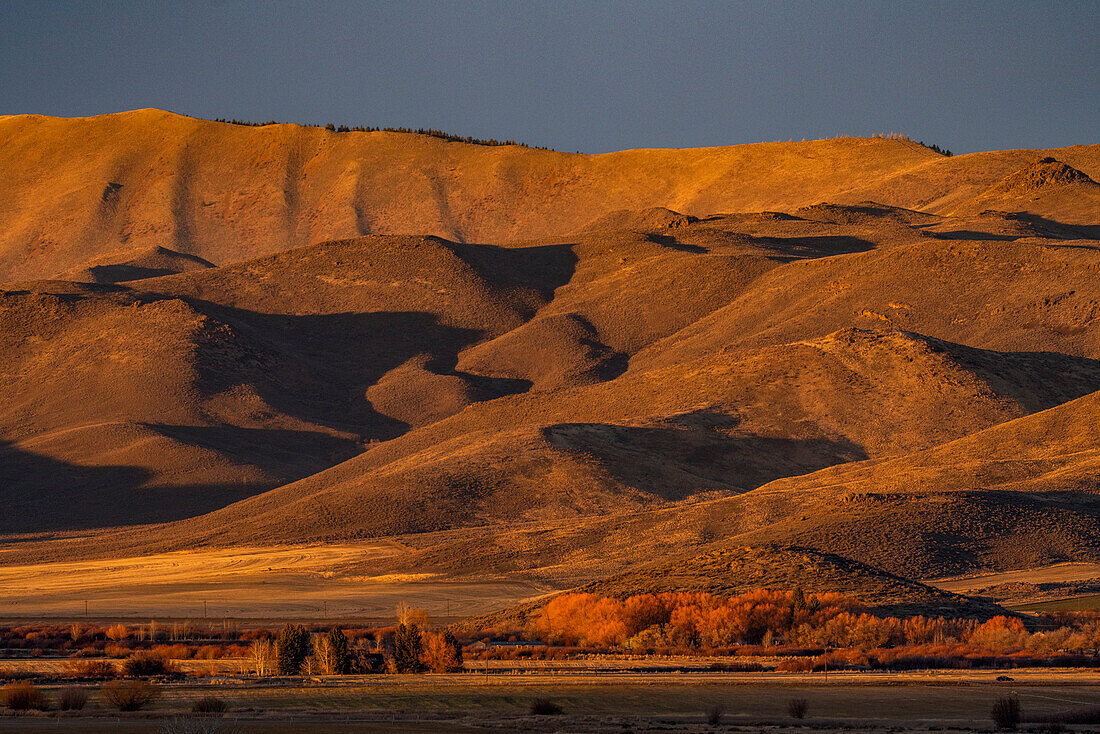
(248, 639, 275, 677)
(310, 633, 340, 675)
(397, 601, 430, 629)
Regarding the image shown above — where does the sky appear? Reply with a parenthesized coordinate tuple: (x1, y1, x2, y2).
(1, 1, 1096, 154)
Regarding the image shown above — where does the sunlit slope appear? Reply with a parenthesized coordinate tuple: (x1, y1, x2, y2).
(5, 202, 1099, 540)
(0, 225, 792, 530)
(634, 236, 1100, 368)
(736, 388, 1100, 577)
(0, 109, 962, 281)
(838, 146, 1100, 224)
(0, 234, 565, 529)
(147, 327, 1100, 545)
(371, 391, 1100, 587)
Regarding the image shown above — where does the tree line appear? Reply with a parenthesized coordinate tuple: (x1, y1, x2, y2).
(210, 117, 552, 150)
(249, 609, 461, 675)
(527, 590, 1100, 655)
(871, 132, 953, 156)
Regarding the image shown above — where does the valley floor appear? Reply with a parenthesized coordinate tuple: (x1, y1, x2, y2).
(1, 670, 1098, 732)
(6, 539, 1100, 622)
(0, 542, 552, 620)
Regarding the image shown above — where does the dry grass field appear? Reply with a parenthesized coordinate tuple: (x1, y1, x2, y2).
(0, 543, 551, 619)
(0, 671, 1098, 732)
(928, 563, 1100, 610)
(931, 563, 1100, 593)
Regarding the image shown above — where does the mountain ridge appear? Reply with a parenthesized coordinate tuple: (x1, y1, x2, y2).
(2, 111, 1098, 618)
(4, 109, 1097, 283)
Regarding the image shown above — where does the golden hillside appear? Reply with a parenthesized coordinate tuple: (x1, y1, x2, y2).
(3, 109, 1097, 282)
(2, 111, 1099, 616)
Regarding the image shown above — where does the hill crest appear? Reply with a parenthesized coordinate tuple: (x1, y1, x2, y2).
(11, 110, 1098, 282)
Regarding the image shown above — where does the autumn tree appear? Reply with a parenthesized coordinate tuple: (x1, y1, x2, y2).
(422, 630, 463, 673)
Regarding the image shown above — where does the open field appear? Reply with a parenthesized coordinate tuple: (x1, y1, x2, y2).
(0, 543, 550, 619)
(1, 671, 1099, 732)
(927, 563, 1100, 610)
(1015, 595, 1100, 612)
(929, 563, 1100, 593)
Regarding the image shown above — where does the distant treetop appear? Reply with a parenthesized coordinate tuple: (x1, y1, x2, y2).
(210, 117, 554, 151)
(872, 132, 953, 156)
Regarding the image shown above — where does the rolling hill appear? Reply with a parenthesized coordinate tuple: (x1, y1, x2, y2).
(2, 109, 1098, 282)
(1, 110, 1099, 618)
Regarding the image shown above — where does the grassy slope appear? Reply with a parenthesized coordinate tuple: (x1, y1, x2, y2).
(9, 109, 1098, 282)
(1, 114, 1099, 610)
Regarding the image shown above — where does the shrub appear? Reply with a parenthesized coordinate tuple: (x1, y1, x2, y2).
(105, 624, 129, 641)
(102, 679, 160, 711)
(992, 696, 1021, 730)
(530, 697, 562, 715)
(158, 717, 233, 734)
(191, 695, 227, 714)
(151, 644, 192, 660)
(57, 686, 88, 711)
(788, 697, 809, 719)
(194, 646, 225, 660)
(104, 643, 133, 658)
(2, 681, 47, 710)
(0, 667, 33, 681)
(123, 651, 175, 677)
(1056, 707, 1100, 725)
(706, 704, 724, 725)
(1028, 706, 1100, 726)
(275, 624, 310, 675)
(66, 659, 116, 678)
(776, 657, 815, 672)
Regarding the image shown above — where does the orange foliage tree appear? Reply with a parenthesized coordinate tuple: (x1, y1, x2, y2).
(529, 590, 859, 649)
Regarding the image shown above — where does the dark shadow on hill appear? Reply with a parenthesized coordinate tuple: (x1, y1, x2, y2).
(569, 312, 629, 382)
(541, 414, 868, 500)
(1004, 212, 1100, 240)
(755, 235, 876, 259)
(454, 241, 579, 305)
(85, 264, 192, 283)
(0, 439, 151, 531)
(146, 424, 363, 481)
(0, 439, 272, 532)
(181, 302, 532, 441)
(909, 337, 1100, 414)
(645, 233, 708, 253)
(923, 230, 1022, 241)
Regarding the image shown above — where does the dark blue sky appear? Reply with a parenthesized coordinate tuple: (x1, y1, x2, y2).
(2, 1, 1096, 153)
